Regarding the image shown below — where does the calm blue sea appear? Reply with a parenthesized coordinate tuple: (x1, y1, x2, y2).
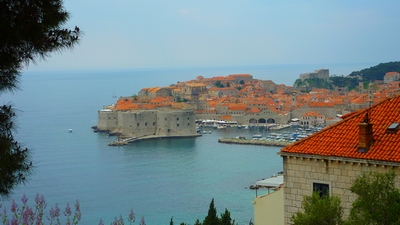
(1, 63, 376, 224)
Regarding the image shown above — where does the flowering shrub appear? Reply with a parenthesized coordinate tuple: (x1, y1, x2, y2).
(0, 194, 143, 225)
(0, 193, 80, 225)
(98, 208, 139, 225)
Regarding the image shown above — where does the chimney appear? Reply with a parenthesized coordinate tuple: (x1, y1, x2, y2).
(358, 112, 373, 153)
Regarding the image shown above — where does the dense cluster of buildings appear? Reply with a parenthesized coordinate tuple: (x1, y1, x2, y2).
(97, 69, 400, 140)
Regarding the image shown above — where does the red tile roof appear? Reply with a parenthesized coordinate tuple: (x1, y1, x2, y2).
(281, 95, 400, 163)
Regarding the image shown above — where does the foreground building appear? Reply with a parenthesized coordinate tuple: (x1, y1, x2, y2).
(276, 95, 400, 224)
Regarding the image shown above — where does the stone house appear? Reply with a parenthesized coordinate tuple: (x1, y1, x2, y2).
(300, 111, 325, 126)
(138, 87, 173, 98)
(181, 82, 207, 102)
(255, 80, 277, 93)
(384, 71, 400, 84)
(208, 87, 237, 98)
(227, 73, 254, 83)
(277, 95, 400, 224)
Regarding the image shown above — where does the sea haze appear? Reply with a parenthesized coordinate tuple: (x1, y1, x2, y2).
(2, 63, 375, 224)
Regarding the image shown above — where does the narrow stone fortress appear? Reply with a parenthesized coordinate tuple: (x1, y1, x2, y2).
(97, 108, 199, 138)
(300, 69, 329, 81)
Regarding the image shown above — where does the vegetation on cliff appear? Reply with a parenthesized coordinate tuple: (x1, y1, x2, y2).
(293, 61, 400, 91)
(349, 61, 400, 81)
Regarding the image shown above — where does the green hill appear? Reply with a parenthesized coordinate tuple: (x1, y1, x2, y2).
(348, 61, 400, 81)
(293, 61, 400, 91)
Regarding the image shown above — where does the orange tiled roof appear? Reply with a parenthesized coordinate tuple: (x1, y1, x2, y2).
(228, 74, 252, 77)
(247, 107, 261, 113)
(115, 99, 139, 110)
(349, 96, 366, 104)
(385, 72, 400, 77)
(308, 102, 335, 107)
(185, 82, 206, 87)
(228, 104, 246, 111)
(302, 111, 321, 117)
(281, 95, 400, 163)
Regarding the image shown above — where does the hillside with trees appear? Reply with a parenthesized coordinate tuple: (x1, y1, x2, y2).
(293, 61, 400, 91)
(349, 61, 400, 81)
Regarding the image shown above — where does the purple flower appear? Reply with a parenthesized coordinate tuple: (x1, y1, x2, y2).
(21, 194, 28, 205)
(73, 200, 81, 223)
(11, 216, 18, 225)
(64, 203, 71, 217)
(49, 203, 60, 220)
(22, 206, 34, 224)
(11, 200, 17, 213)
(139, 216, 146, 225)
(35, 194, 46, 210)
(128, 209, 135, 223)
(112, 217, 119, 225)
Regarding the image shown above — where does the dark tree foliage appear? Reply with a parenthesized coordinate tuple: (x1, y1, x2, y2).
(291, 191, 343, 225)
(330, 76, 360, 90)
(215, 81, 224, 88)
(293, 78, 332, 90)
(0, 105, 31, 196)
(348, 61, 400, 82)
(220, 208, 235, 225)
(203, 198, 220, 225)
(0, 0, 80, 197)
(346, 171, 400, 225)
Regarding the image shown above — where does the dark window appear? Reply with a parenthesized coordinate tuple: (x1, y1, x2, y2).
(313, 182, 329, 197)
(137, 123, 140, 126)
(177, 118, 179, 121)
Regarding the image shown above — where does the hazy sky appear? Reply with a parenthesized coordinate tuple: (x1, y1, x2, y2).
(27, 1, 400, 72)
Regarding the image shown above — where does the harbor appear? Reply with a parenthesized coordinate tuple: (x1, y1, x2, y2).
(198, 121, 326, 147)
(105, 120, 326, 147)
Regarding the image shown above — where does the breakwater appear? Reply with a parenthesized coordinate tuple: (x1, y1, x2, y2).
(218, 138, 291, 147)
(108, 134, 202, 146)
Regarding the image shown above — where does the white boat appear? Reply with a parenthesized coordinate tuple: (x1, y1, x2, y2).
(217, 124, 226, 129)
(252, 134, 262, 140)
